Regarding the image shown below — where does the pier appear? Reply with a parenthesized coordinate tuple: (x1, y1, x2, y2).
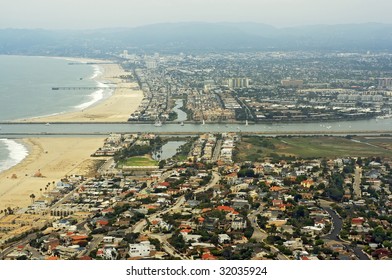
(68, 62, 117, 65)
(52, 87, 128, 91)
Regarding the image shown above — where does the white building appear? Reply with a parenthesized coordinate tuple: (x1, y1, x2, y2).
(129, 241, 153, 258)
(227, 78, 250, 89)
(218, 234, 231, 244)
(231, 217, 247, 230)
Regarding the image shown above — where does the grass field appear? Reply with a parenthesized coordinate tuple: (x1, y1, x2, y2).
(120, 156, 158, 167)
(235, 136, 392, 161)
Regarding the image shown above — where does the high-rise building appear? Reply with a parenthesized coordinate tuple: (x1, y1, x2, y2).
(378, 78, 392, 89)
(227, 78, 250, 89)
(145, 59, 157, 69)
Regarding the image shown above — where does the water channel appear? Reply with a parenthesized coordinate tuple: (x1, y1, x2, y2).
(0, 117, 391, 137)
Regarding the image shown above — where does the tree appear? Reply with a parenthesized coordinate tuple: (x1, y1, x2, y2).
(30, 193, 36, 204)
(159, 160, 166, 169)
(372, 226, 387, 244)
(237, 168, 255, 178)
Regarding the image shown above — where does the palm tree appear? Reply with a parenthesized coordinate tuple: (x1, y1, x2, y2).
(30, 193, 36, 204)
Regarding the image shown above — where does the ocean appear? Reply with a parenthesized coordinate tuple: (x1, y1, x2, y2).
(0, 55, 112, 173)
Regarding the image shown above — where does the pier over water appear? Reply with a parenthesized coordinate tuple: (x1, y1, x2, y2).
(52, 87, 128, 91)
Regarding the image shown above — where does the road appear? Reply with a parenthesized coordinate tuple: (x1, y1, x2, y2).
(320, 201, 369, 260)
(353, 166, 362, 199)
(322, 207, 343, 241)
(98, 158, 116, 175)
(212, 140, 222, 162)
(194, 171, 220, 194)
(82, 234, 103, 258)
(0, 232, 37, 259)
(150, 233, 190, 259)
(248, 209, 267, 241)
(248, 208, 289, 260)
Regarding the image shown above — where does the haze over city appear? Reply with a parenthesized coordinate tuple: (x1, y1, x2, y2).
(1, 0, 392, 269)
(1, 0, 392, 29)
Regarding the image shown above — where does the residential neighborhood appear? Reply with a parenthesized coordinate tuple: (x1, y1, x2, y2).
(1, 133, 391, 260)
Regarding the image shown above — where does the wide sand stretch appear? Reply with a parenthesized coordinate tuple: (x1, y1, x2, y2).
(21, 62, 144, 123)
(0, 60, 142, 211)
(0, 137, 106, 211)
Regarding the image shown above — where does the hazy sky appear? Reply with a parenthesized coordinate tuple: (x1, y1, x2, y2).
(1, 0, 391, 29)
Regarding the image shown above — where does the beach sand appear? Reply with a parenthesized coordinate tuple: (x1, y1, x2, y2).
(0, 60, 140, 212)
(0, 137, 106, 211)
(21, 63, 144, 123)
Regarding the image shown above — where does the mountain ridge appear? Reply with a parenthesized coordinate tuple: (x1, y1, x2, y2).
(1, 22, 391, 55)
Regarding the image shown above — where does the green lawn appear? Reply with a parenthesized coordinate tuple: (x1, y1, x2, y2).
(235, 136, 392, 161)
(120, 156, 158, 167)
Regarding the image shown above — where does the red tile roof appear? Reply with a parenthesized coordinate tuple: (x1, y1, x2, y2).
(202, 253, 217, 260)
(216, 205, 235, 212)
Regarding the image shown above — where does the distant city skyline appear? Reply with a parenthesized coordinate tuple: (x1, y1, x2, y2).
(1, 0, 392, 29)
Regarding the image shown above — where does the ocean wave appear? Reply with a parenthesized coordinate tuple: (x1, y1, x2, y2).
(89, 65, 103, 80)
(73, 82, 113, 110)
(0, 139, 29, 173)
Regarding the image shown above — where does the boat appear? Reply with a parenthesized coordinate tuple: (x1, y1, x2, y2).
(45, 123, 50, 126)
(202, 119, 205, 125)
(180, 121, 184, 126)
(245, 120, 248, 126)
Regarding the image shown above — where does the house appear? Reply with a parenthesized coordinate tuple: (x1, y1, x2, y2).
(301, 226, 323, 236)
(301, 180, 314, 188)
(232, 199, 250, 210)
(203, 217, 219, 231)
(218, 234, 231, 244)
(351, 217, 365, 226)
(231, 216, 247, 230)
(129, 241, 153, 258)
(180, 232, 202, 243)
(216, 205, 236, 213)
(283, 238, 303, 250)
(52, 219, 71, 230)
(202, 251, 217, 260)
(99, 247, 118, 260)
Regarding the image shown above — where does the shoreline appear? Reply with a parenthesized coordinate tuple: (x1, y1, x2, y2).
(0, 138, 29, 174)
(0, 137, 106, 211)
(0, 56, 143, 211)
(16, 57, 144, 123)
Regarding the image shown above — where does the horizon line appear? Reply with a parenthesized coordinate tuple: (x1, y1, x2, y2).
(0, 21, 391, 31)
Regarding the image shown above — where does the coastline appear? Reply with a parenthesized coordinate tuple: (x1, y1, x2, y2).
(0, 57, 143, 211)
(18, 61, 144, 123)
(0, 137, 106, 211)
(0, 138, 29, 174)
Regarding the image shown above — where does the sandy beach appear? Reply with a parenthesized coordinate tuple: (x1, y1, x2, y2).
(0, 137, 106, 210)
(0, 60, 141, 211)
(20, 62, 144, 123)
